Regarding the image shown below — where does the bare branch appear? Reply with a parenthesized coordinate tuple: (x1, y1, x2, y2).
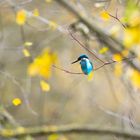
(53, 56, 134, 75)
(107, 9, 127, 29)
(0, 106, 18, 127)
(69, 30, 105, 64)
(52, 65, 83, 75)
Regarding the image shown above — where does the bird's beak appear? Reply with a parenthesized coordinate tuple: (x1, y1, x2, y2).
(71, 59, 79, 64)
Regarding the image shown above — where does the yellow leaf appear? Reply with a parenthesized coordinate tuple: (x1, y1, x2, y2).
(33, 9, 39, 17)
(12, 98, 22, 106)
(22, 49, 30, 57)
(45, 0, 52, 3)
(48, 134, 58, 140)
(131, 70, 140, 89)
(28, 48, 58, 79)
(114, 63, 123, 77)
(1, 129, 13, 137)
(24, 42, 33, 47)
(113, 54, 122, 61)
(48, 134, 67, 140)
(16, 10, 26, 25)
(123, 8, 140, 47)
(17, 127, 25, 133)
(49, 21, 58, 30)
(124, 27, 140, 48)
(99, 47, 109, 54)
(100, 11, 110, 21)
(40, 80, 50, 92)
(51, 52, 58, 64)
(88, 71, 94, 81)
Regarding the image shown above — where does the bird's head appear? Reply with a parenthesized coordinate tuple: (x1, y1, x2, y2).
(71, 54, 89, 64)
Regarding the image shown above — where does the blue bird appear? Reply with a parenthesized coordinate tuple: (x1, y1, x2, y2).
(71, 54, 93, 75)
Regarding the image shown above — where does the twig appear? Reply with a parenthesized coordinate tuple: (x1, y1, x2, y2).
(0, 106, 32, 140)
(0, 70, 38, 116)
(94, 56, 134, 70)
(6, 0, 66, 33)
(107, 9, 127, 29)
(69, 30, 105, 64)
(52, 56, 134, 75)
(0, 9, 4, 42)
(0, 106, 18, 127)
(52, 65, 83, 75)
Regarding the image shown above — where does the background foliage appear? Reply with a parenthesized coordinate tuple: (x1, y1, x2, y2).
(0, 0, 140, 139)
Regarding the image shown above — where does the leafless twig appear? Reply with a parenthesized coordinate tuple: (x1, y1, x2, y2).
(107, 9, 127, 29)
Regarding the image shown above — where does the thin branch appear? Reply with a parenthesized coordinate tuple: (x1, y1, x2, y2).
(52, 65, 83, 75)
(53, 56, 134, 75)
(94, 56, 133, 70)
(0, 70, 38, 116)
(69, 30, 105, 64)
(0, 105, 32, 140)
(20, 26, 26, 43)
(0, 106, 18, 127)
(0, 9, 4, 42)
(18, 0, 32, 6)
(6, 0, 66, 33)
(107, 9, 127, 29)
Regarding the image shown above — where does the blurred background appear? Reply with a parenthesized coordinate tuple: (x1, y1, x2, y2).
(0, 0, 140, 139)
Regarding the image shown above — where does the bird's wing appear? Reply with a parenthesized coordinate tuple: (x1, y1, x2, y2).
(89, 61, 93, 70)
(80, 60, 88, 74)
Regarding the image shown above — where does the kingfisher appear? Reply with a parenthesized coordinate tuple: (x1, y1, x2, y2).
(71, 54, 93, 75)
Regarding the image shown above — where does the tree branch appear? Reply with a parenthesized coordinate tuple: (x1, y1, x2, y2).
(0, 106, 18, 127)
(0, 124, 140, 139)
(0, 106, 33, 140)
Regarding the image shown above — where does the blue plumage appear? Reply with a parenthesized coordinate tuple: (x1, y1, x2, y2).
(71, 54, 93, 75)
